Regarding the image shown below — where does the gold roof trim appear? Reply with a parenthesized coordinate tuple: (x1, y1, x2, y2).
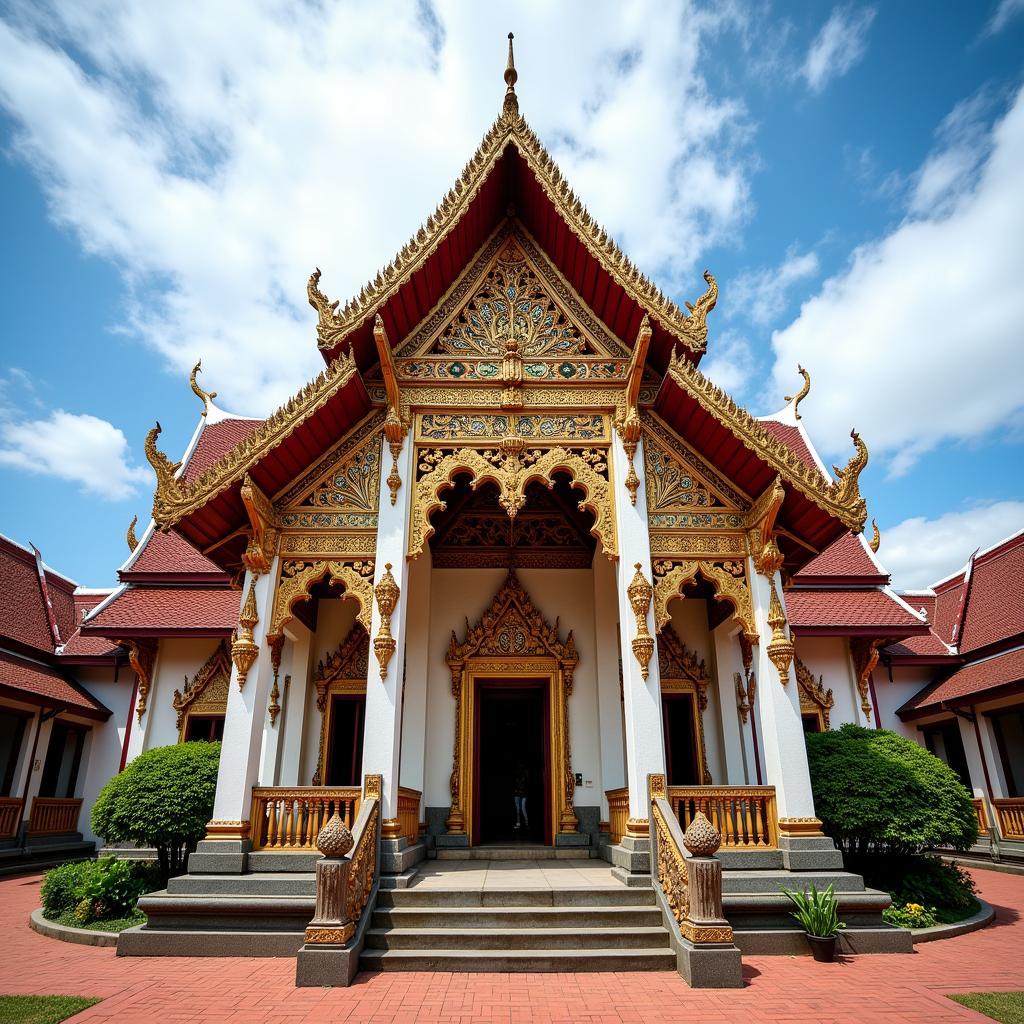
(308, 106, 716, 355)
(147, 352, 359, 530)
(666, 350, 868, 533)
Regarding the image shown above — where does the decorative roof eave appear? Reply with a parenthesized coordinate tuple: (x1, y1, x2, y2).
(308, 109, 717, 359)
(146, 351, 360, 531)
(664, 351, 869, 534)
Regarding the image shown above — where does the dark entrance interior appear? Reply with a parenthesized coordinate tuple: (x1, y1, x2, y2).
(662, 695, 700, 786)
(325, 695, 365, 786)
(474, 681, 550, 845)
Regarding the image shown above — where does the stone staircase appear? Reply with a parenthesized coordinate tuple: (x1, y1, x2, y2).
(0, 833, 95, 877)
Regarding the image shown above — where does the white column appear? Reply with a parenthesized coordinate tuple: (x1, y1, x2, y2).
(361, 431, 414, 826)
(611, 433, 666, 823)
(276, 621, 313, 787)
(748, 564, 816, 821)
(210, 558, 280, 827)
(711, 622, 749, 785)
(398, 551, 431, 794)
(593, 554, 626, 818)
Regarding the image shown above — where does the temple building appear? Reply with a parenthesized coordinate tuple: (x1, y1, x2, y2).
(1, 39, 1020, 978)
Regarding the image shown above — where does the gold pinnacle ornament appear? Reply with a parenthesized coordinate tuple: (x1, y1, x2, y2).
(627, 562, 655, 680)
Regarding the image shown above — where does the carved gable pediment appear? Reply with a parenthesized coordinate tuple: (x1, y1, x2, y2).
(172, 640, 232, 731)
(794, 655, 834, 728)
(657, 625, 708, 687)
(314, 625, 369, 711)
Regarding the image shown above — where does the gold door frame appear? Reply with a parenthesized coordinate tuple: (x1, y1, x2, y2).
(445, 571, 579, 844)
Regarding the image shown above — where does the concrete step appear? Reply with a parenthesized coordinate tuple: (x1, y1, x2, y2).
(436, 846, 591, 860)
(378, 886, 655, 908)
(723, 888, 893, 930)
(0, 840, 94, 876)
(137, 891, 314, 931)
(372, 905, 663, 930)
(366, 925, 670, 951)
(359, 947, 676, 972)
(734, 926, 913, 955)
(246, 851, 321, 872)
(117, 925, 304, 957)
(166, 872, 316, 897)
(721, 869, 866, 895)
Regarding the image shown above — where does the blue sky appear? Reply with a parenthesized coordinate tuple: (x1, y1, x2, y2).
(0, 0, 1022, 589)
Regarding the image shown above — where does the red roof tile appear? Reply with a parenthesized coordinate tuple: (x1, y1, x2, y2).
(931, 581, 963, 646)
(884, 629, 952, 659)
(795, 532, 887, 583)
(899, 646, 1024, 715)
(182, 418, 262, 483)
(959, 538, 1024, 654)
(0, 539, 61, 653)
(82, 586, 241, 636)
(0, 650, 110, 718)
(758, 420, 825, 480)
(59, 627, 121, 660)
(786, 588, 925, 634)
(122, 528, 227, 581)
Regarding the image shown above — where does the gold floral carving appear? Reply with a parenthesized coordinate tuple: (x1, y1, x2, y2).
(784, 364, 811, 420)
(147, 352, 358, 530)
(172, 639, 231, 736)
(615, 315, 650, 506)
(373, 563, 400, 680)
(652, 799, 689, 924)
(344, 798, 378, 929)
(267, 635, 285, 727)
(124, 638, 158, 723)
(735, 672, 751, 725)
(794, 655, 833, 730)
(267, 558, 374, 641)
(653, 559, 758, 644)
(765, 578, 794, 687)
(279, 533, 376, 556)
(374, 315, 408, 506)
(232, 579, 260, 690)
(658, 626, 712, 784)
(746, 476, 786, 577)
(627, 563, 655, 680)
(409, 444, 615, 560)
(126, 515, 139, 553)
(850, 637, 881, 720)
(190, 359, 218, 417)
(240, 474, 280, 576)
(666, 351, 868, 533)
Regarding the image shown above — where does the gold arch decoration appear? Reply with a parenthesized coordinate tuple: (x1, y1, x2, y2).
(793, 654, 833, 731)
(267, 558, 374, 642)
(172, 639, 232, 739)
(312, 625, 369, 787)
(445, 571, 579, 843)
(653, 559, 758, 645)
(410, 444, 615, 560)
(658, 625, 712, 785)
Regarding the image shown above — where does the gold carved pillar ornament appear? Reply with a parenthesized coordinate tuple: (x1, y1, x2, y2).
(784, 364, 811, 420)
(615, 314, 651, 506)
(231, 579, 260, 690)
(747, 475, 785, 578)
(501, 336, 524, 409)
(627, 562, 655, 680)
(373, 563, 400, 680)
(240, 475, 280, 575)
(124, 638, 158, 723)
(850, 637, 881, 720)
(374, 315, 408, 506)
(765, 578, 794, 687)
(268, 634, 285, 726)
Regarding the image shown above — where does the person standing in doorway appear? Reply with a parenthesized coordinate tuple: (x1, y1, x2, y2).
(513, 761, 529, 831)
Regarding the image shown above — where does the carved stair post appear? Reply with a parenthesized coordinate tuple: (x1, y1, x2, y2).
(304, 812, 355, 946)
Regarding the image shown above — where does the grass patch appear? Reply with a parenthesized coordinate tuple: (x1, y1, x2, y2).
(43, 909, 144, 933)
(948, 992, 1024, 1023)
(0, 996, 101, 1023)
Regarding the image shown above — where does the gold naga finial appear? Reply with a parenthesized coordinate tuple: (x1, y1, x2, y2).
(307, 267, 342, 340)
(190, 360, 218, 417)
(126, 515, 139, 553)
(145, 422, 183, 523)
(682, 270, 718, 346)
(869, 517, 881, 553)
(784, 364, 811, 420)
(831, 429, 869, 527)
(502, 32, 519, 119)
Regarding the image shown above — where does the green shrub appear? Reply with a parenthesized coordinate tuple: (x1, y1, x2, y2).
(41, 857, 160, 923)
(806, 725, 978, 856)
(40, 860, 94, 917)
(91, 742, 221, 879)
(852, 853, 979, 923)
(883, 901, 938, 929)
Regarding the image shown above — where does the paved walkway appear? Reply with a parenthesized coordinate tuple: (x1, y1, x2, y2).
(0, 867, 1022, 1023)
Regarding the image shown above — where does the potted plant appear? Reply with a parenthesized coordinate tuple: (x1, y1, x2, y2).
(781, 882, 845, 962)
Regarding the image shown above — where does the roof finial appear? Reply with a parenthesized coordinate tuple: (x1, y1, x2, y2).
(190, 360, 218, 417)
(869, 517, 881, 553)
(126, 515, 139, 553)
(503, 32, 519, 118)
(785, 364, 811, 420)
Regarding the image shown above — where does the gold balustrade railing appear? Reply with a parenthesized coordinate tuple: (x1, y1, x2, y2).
(397, 787, 421, 844)
(27, 797, 81, 836)
(250, 787, 361, 852)
(669, 786, 778, 850)
(606, 787, 629, 845)
(993, 798, 1024, 841)
(971, 797, 989, 835)
(0, 797, 23, 839)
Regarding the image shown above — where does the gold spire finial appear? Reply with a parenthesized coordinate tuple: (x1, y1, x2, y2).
(502, 32, 519, 118)
(869, 517, 881, 553)
(784, 364, 811, 420)
(190, 360, 218, 417)
(126, 515, 139, 553)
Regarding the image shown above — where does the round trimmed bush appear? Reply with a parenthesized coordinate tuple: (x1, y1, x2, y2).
(91, 742, 221, 879)
(806, 724, 978, 856)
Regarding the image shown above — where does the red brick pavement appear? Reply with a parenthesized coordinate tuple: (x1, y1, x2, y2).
(0, 868, 1022, 1023)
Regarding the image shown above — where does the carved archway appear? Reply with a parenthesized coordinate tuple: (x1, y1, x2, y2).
(653, 559, 758, 645)
(444, 571, 579, 843)
(410, 445, 616, 561)
(311, 624, 369, 785)
(267, 558, 374, 641)
(172, 639, 232, 740)
(657, 626, 712, 784)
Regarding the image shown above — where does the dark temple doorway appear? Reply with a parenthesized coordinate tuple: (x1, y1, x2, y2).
(662, 694, 700, 786)
(474, 681, 551, 845)
(325, 694, 365, 787)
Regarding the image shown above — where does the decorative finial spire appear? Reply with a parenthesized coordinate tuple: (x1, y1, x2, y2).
(785, 364, 811, 420)
(869, 517, 881, 553)
(126, 515, 139, 553)
(190, 360, 218, 417)
(502, 32, 519, 118)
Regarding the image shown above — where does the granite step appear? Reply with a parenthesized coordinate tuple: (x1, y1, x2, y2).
(371, 905, 664, 930)
(118, 925, 304, 958)
(435, 846, 591, 860)
(359, 947, 676, 972)
(166, 872, 316, 897)
(721, 869, 867, 895)
(365, 925, 670, 951)
(377, 886, 655, 908)
(136, 891, 315, 931)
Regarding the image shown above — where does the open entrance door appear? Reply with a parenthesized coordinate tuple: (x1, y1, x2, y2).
(662, 693, 701, 786)
(324, 694, 365, 787)
(473, 680, 552, 845)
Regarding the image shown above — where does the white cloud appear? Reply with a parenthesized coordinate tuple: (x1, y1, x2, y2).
(0, 410, 151, 500)
(727, 247, 820, 327)
(981, 0, 1024, 38)
(0, 1, 752, 417)
(881, 500, 1024, 591)
(800, 6, 876, 93)
(770, 85, 1024, 475)
(699, 329, 757, 394)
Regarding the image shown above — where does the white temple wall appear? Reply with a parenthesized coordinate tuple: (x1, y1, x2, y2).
(710, 622, 751, 785)
(399, 552, 432, 794)
(875, 666, 935, 740)
(143, 637, 223, 751)
(794, 636, 860, 727)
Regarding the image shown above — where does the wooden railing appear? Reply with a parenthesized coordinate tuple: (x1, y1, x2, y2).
(993, 798, 1024, 841)
(397, 787, 421, 843)
(27, 797, 82, 836)
(669, 786, 778, 850)
(606, 787, 629, 845)
(250, 787, 361, 851)
(972, 797, 989, 835)
(0, 797, 23, 839)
